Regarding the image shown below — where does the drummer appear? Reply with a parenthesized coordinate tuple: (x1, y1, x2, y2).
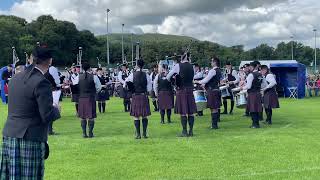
(221, 61, 239, 115)
(241, 61, 263, 128)
(195, 57, 222, 129)
(153, 64, 174, 124)
(260, 65, 280, 125)
(193, 63, 204, 116)
(242, 64, 250, 117)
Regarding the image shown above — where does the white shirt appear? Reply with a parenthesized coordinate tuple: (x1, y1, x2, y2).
(93, 75, 102, 93)
(243, 70, 258, 90)
(117, 70, 129, 85)
(49, 66, 61, 87)
(198, 67, 218, 85)
(194, 71, 204, 80)
(125, 69, 152, 92)
(166, 61, 189, 80)
(262, 74, 277, 90)
(71, 73, 79, 85)
(224, 69, 240, 84)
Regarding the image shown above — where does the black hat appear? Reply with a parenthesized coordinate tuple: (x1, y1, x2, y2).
(226, 61, 232, 65)
(32, 47, 53, 62)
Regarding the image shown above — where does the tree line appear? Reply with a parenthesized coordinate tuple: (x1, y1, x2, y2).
(0, 15, 319, 69)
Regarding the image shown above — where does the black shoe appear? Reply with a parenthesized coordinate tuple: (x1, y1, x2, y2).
(211, 126, 219, 130)
(160, 121, 165, 124)
(221, 111, 228, 115)
(83, 134, 88, 138)
(89, 132, 94, 138)
(229, 111, 233, 115)
(48, 131, 57, 136)
(178, 130, 188, 137)
(135, 135, 141, 139)
(143, 134, 148, 139)
(167, 120, 172, 124)
(188, 131, 194, 137)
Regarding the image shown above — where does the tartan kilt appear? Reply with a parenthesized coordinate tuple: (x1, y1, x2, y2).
(0, 137, 46, 180)
(246, 91, 263, 113)
(158, 91, 174, 110)
(263, 89, 280, 109)
(207, 90, 222, 109)
(71, 93, 79, 103)
(175, 88, 197, 115)
(78, 96, 97, 119)
(130, 94, 151, 117)
(96, 89, 110, 101)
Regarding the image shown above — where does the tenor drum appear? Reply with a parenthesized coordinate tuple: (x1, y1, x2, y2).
(219, 85, 230, 98)
(193, 90, 207, 111)
(235, 90, 247, 109)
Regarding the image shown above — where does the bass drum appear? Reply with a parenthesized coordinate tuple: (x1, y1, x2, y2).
(235, 90, 247, 109)
(193, 90, 207, 111)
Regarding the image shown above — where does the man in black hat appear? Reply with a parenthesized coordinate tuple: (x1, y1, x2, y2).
(241, 61, 263, 128)
(221, 61, 239, 115)
(0, 47, 61, 179)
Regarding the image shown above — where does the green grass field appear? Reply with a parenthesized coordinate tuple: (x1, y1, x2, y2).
(0, 97, 320, 180)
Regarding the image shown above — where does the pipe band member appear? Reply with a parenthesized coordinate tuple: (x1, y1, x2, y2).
(196, 57, 222, 129)
(1, 47, 61, 179)
(154, 64, 174, 124)
(167, 52, 197, 137)
(260, 65, 280, 125)
(125, 59, 152, 139)
(45, 62, 62, 135)
(150, 64, 159, 112)
(70, 65, 81, 115)
(241, 61, 263, 129)
(118, 64, 131, 112)
(78, 62, 101, 138)
(96, 68, 111, 113)
(193, 63, 205, 116)
(222, 61, 240, 115)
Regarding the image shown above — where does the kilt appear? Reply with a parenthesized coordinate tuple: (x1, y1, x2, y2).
(263, 89, 280, 109)
(130, 94, 151, 117)
(96, 89, 110, 101)
(119, 86, 132, 99)
(78, 96, 97, 119)
(158, 91, 174, 110)
(175, 88, 197, 115)
(71, 93, 79, 103)
(247, 91, 263, 113)
(0, 137, 45, 180)
(207, 90, 221, 109)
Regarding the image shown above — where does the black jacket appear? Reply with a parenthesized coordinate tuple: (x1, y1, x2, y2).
(2, 67, 61, 142)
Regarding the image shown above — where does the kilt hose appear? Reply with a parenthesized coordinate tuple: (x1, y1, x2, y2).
(0, 137, 46, 180)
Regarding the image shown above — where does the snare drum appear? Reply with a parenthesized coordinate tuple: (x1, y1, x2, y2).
(193, 90, 207, 111)
(219, 85, 230, 98)
(235, 90, 247, 109)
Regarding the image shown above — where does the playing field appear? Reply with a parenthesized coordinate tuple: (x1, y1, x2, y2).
(0, 97, 319, 180)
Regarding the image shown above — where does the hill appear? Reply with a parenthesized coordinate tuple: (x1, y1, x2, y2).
(97, 33, 199, 44)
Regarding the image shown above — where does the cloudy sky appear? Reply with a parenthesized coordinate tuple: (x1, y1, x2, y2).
(0, 0, 319, 48)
